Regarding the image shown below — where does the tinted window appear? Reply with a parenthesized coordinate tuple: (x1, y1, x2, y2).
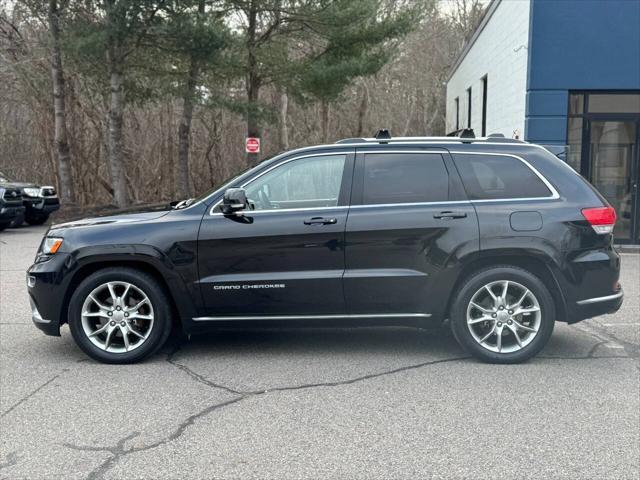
(245, 154, 346, 210)
(362, 153, 449, 205)
(454, 154, 552, 200)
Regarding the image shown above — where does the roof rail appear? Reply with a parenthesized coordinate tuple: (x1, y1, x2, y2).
(446, 128, 475, 139)
(335, 138, 367, 144)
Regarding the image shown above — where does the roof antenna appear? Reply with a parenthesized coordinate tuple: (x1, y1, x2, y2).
(374, 129, 391, 143)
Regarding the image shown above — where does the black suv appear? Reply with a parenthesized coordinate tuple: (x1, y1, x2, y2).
(0, 171, 60, 226)
(27, 132, 623, 364)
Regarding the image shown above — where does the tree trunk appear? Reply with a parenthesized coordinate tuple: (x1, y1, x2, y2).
(106, 52, 128, 207)
(278, 88, 289, 151)
(356, 82, 369, 137)
(245, 1, 261, 166)
(175, 0, 205, 198)
(320, 100, 330, 143)
(48, 0, 75, 204)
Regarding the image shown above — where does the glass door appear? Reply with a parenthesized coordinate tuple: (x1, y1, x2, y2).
(587, 119, 639, 243)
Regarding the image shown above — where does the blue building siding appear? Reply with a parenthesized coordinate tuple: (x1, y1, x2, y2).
(525, 0, 640, 144)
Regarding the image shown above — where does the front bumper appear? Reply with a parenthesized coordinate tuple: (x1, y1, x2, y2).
(0, 205, 25, 221)
(24, 197, 60, 215)
(568, 289, 624, 324)
(27, 253, 74, 336)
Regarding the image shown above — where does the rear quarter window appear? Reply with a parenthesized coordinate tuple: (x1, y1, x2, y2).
(453, 153, 552, 200)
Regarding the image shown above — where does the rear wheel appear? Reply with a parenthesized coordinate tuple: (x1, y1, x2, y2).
(0, 221, 10, 231)
(450, 266, 555, 364)
(68, 267, 172, 364)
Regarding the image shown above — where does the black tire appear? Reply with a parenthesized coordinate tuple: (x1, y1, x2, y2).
(68, 267, 173, 364)
(9, 212, 23, 228)
(0, 222, 10, 231)
(450, 265, 555, 364)
(25, 214, 48, 226)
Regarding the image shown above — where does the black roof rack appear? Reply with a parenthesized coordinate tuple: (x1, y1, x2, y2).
(446, 128, 475, 139)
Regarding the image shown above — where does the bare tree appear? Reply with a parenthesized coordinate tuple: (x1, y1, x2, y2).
(48, 0, 75, 203)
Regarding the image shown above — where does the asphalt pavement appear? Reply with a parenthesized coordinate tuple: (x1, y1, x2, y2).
(1, 225, 638, 479)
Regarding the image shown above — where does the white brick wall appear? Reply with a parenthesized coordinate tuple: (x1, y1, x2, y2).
(446, 0, 530, 138)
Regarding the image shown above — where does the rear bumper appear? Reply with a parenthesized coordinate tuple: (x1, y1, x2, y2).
(568, 290, 623, 324)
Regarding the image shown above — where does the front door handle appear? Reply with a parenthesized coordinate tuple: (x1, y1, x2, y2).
(304, 217, 337, 225)
(433, 211, 467, 220)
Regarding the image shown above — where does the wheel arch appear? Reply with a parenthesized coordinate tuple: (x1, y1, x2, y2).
(445, 251, 568, 323)
(60, 258, 188, 331)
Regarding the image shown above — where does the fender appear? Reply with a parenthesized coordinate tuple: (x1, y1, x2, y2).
(59, 244, 200, 329)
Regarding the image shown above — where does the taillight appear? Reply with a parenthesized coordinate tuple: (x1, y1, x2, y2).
(581, 206, 616, 234)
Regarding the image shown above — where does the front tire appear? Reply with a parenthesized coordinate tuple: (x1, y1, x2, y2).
(450, 266, 555, 364)
(68, 267, 172, 364)
(25, 214, 49, 225)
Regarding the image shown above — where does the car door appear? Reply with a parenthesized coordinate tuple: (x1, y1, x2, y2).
(344, 148, 479, 318)
(196, 150, 354, 318)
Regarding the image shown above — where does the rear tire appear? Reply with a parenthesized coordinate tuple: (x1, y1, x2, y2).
(68, 267, 173, 364)
(450, 265, 555, 364)
(0, 222, 10, 231)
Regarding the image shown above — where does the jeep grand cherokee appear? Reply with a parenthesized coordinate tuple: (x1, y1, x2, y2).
(27, 131, 623, 364)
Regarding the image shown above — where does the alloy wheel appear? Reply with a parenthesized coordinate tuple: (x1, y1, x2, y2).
(466, 280, 541, 354)
(80, 281, 155, 353)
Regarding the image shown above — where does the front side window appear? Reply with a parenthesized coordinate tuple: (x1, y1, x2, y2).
(362, 153, 449, 205)
(454, 154, 552, 200)
(244, 154, 346, 210)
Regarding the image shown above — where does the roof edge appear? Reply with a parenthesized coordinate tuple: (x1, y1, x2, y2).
(446, 0, 501, 82)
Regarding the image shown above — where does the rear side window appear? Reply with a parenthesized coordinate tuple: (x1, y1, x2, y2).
(362, 153, 449, 204)
(454, 154, 552, 200)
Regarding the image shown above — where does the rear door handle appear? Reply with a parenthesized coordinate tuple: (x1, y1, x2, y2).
(433, 211, 467, 220)
(304, 217, 337, 225)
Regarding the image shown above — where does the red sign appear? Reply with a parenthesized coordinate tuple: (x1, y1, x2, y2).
(245, 137, 261, 154)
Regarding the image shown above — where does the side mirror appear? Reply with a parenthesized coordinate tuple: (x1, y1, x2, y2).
(222, 188, 249, 214)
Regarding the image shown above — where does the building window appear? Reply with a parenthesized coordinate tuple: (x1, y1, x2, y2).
(481, 75, 488, 136)
(455, 97, 460, 130)
(481, 76, 488, 136)
(466, 88, 472, 128)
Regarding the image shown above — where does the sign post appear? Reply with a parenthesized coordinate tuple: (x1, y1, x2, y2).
(245, 137, 261, 154)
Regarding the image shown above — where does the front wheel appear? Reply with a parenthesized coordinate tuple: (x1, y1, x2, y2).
(68, 267, 173, 364)
(25, 214, 49, 225)
(450, 266, 555, 364)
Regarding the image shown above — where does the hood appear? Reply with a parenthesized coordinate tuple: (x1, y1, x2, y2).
(51, 209, 171, 231)
(0, 181, 38, 189)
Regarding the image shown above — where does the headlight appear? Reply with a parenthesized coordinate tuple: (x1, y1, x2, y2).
(41, 237, 63, 254)
(23, 187, 41, 197)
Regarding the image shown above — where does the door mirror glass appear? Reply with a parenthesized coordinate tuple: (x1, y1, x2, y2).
(222, 188, 249, 214)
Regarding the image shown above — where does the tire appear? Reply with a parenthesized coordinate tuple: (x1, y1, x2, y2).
(68, 267, 173, 364)
(0, 222, 10, 231)
(9, 212, 23, 228)
(450, 265, 555, 364)
(25, 214, 48, 226)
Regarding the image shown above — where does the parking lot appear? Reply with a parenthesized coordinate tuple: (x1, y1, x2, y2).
(0, 225, 638, 479)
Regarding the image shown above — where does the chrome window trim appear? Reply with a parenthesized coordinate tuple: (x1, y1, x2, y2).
(204, 148, 562, 217)
(208, 151, 352, 216)
(193, 313, 432, 322)
(448, 151, 561, 201)
(576, 291, 623, 305)
(189, 140, 567, 209)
